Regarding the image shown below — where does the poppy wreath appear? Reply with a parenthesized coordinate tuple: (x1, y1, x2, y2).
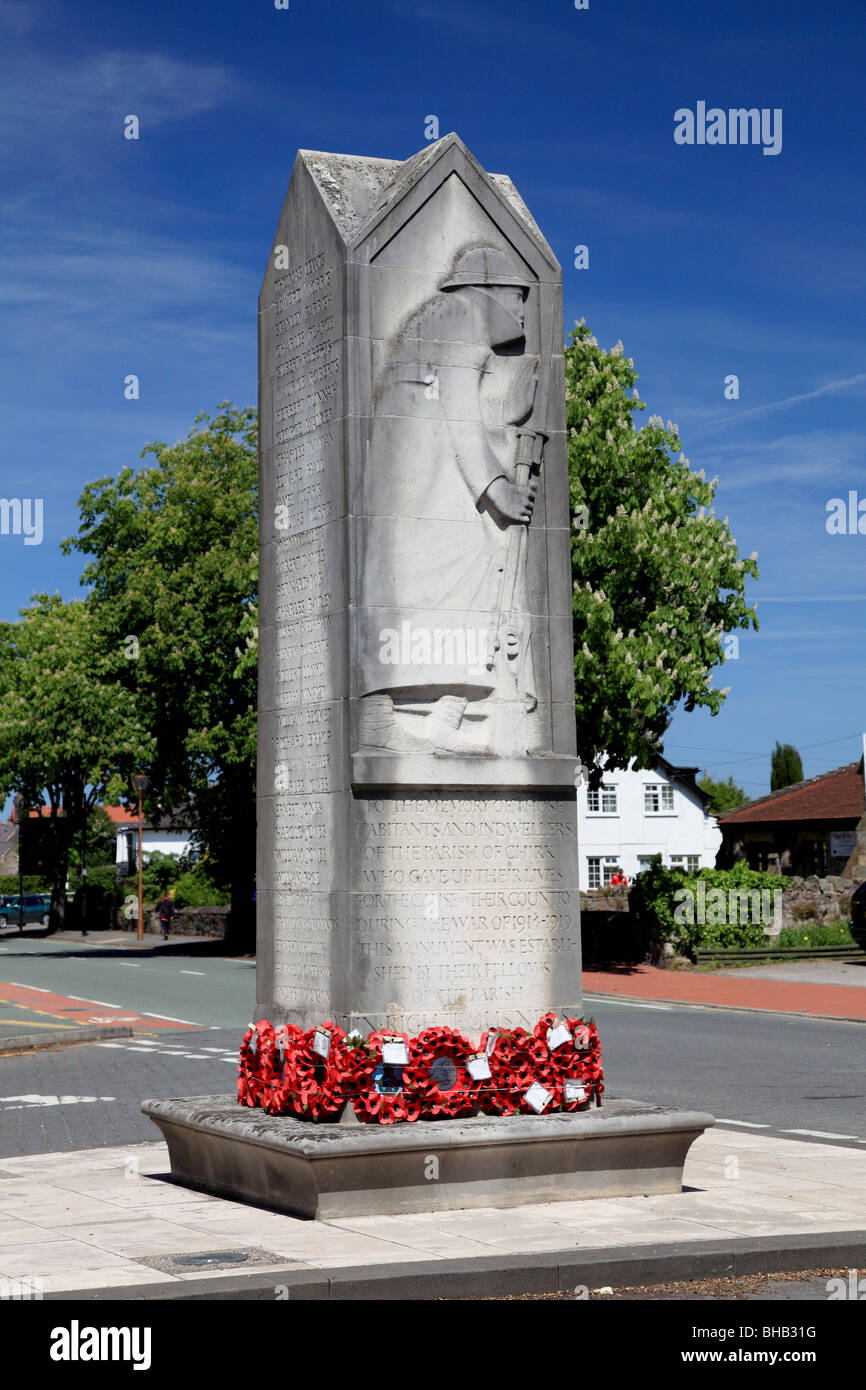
(279, 1022, 353, 1121)
(237, 1020, 278, 1109)
(403, 1026, 478, 1119)
(237, 1015, 604, 1123)
(237, 1024, 259, 1107)
(350, 1030, 422, 1125)
(259, 1023, 307, 1115)
(531, 1012, 604, 1111)
(570, 1017, 605, 1105)
(476, 1027, 551, 1116)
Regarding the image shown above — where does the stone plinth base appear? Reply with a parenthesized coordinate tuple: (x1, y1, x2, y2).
(142, 1096, 714, 1220)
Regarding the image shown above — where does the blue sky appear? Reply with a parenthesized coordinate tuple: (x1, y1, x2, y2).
(1, 0, 864, 798)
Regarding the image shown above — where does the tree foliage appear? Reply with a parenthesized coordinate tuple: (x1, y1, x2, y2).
(62, 403, 258, 945)
(0, 596, 152, 925)
(567, 323, 758, 780)
(697, 773, 748, 816)
(770, 741, 804, 793)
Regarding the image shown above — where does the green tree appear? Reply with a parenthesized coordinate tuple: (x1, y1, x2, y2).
(0, 597, 153, 928)
(770, 741, 803, 792)
(62, 403, 258, 949)
(567, 323, 758, 780)
(697, 773, 748, 816)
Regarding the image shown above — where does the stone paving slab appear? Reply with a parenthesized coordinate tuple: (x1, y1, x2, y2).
(0, 1128, 864, 1294)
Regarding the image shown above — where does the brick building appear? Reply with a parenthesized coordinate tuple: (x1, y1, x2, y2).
(717, 759, 865, 877)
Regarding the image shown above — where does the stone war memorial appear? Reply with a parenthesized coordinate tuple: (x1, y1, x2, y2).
(145, 135, 712, 1218)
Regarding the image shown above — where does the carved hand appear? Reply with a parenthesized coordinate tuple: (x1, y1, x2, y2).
(484, 475, 538, 525)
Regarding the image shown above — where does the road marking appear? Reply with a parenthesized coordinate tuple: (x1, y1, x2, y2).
(783, 1128, 860, 1141)
(0, 1018, 75, 1028)
(64, 993, 122, 1009)
(181, 971, 205, 977)
(7, 982, 52, 993)
(582, 995, 674, 1012)
(144, 1011, 206, 1026)
(717, 1117, 772, 1128)
(0, 1095, 116, 1108)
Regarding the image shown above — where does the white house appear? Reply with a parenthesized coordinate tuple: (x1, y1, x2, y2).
(104, 807, 194, 876)
(577, 758, 721, 890)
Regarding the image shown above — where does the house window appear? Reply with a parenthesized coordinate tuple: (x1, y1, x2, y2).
(644, 783, 675, 814)
(670, 854, 700, 873)
(587, 783, 617, 814)
(588, 856, 620, 888)
(637, 855, 655, 875)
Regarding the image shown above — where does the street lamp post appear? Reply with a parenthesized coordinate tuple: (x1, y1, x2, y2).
(131, 775, 149, 941)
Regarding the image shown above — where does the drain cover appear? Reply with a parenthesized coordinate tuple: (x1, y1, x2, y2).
(172, 1251, 250, 1268)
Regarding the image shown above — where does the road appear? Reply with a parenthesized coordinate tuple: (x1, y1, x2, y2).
(586, 993, 866, 1149)
(0, 936, 864, 1156)
(0, 931, 255, 1033)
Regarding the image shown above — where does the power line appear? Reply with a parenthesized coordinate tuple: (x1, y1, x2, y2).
(697, 732, 861, 772)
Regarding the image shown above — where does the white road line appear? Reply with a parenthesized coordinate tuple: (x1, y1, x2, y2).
(142, 1011, 206, 1026)
(716, 1119, 770, 1128)
(181, 971, 205, 977)
(7, 982, 52, 992)
(783, 1128, 860, 1141)
(64, 994, 122, 1009)
(582, 995, 674, 1012)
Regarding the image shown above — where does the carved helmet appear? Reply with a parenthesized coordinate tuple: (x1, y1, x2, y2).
(440, 243, 532, 294)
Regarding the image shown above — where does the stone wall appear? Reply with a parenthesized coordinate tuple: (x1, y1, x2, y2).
(581, 876, 856, 930)
(146, 906, 230, 939)
(778, 875, 855, 926)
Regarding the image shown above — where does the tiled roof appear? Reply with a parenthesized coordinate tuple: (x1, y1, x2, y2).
(718, 761, 864, 825)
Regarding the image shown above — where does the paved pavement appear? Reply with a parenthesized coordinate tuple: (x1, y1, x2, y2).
(585, 962, 866, 1021)
(0, 1127, 863, 1296)
(715, 958, 866, 987)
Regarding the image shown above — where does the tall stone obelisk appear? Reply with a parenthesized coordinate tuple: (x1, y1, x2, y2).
(256, 134, 581, 1036)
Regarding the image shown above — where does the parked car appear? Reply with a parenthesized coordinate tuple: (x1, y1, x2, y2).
(850, 881, 866, 952)
(0, 894, 50, 929)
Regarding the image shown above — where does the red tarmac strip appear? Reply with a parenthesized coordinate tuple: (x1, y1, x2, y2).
(0, 982, 201, 1032)
(583, 964, 866, 1022)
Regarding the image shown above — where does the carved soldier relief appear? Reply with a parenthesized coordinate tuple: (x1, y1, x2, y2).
(357, 233, 550, 758)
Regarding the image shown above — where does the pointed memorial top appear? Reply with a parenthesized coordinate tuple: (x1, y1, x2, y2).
(294, 133, 554, 266)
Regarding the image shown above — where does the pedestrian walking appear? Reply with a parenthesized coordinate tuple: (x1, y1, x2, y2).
(157, 890, 176, 940)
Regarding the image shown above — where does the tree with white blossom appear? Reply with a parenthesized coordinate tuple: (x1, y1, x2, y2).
(566, 322, 758, 782)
